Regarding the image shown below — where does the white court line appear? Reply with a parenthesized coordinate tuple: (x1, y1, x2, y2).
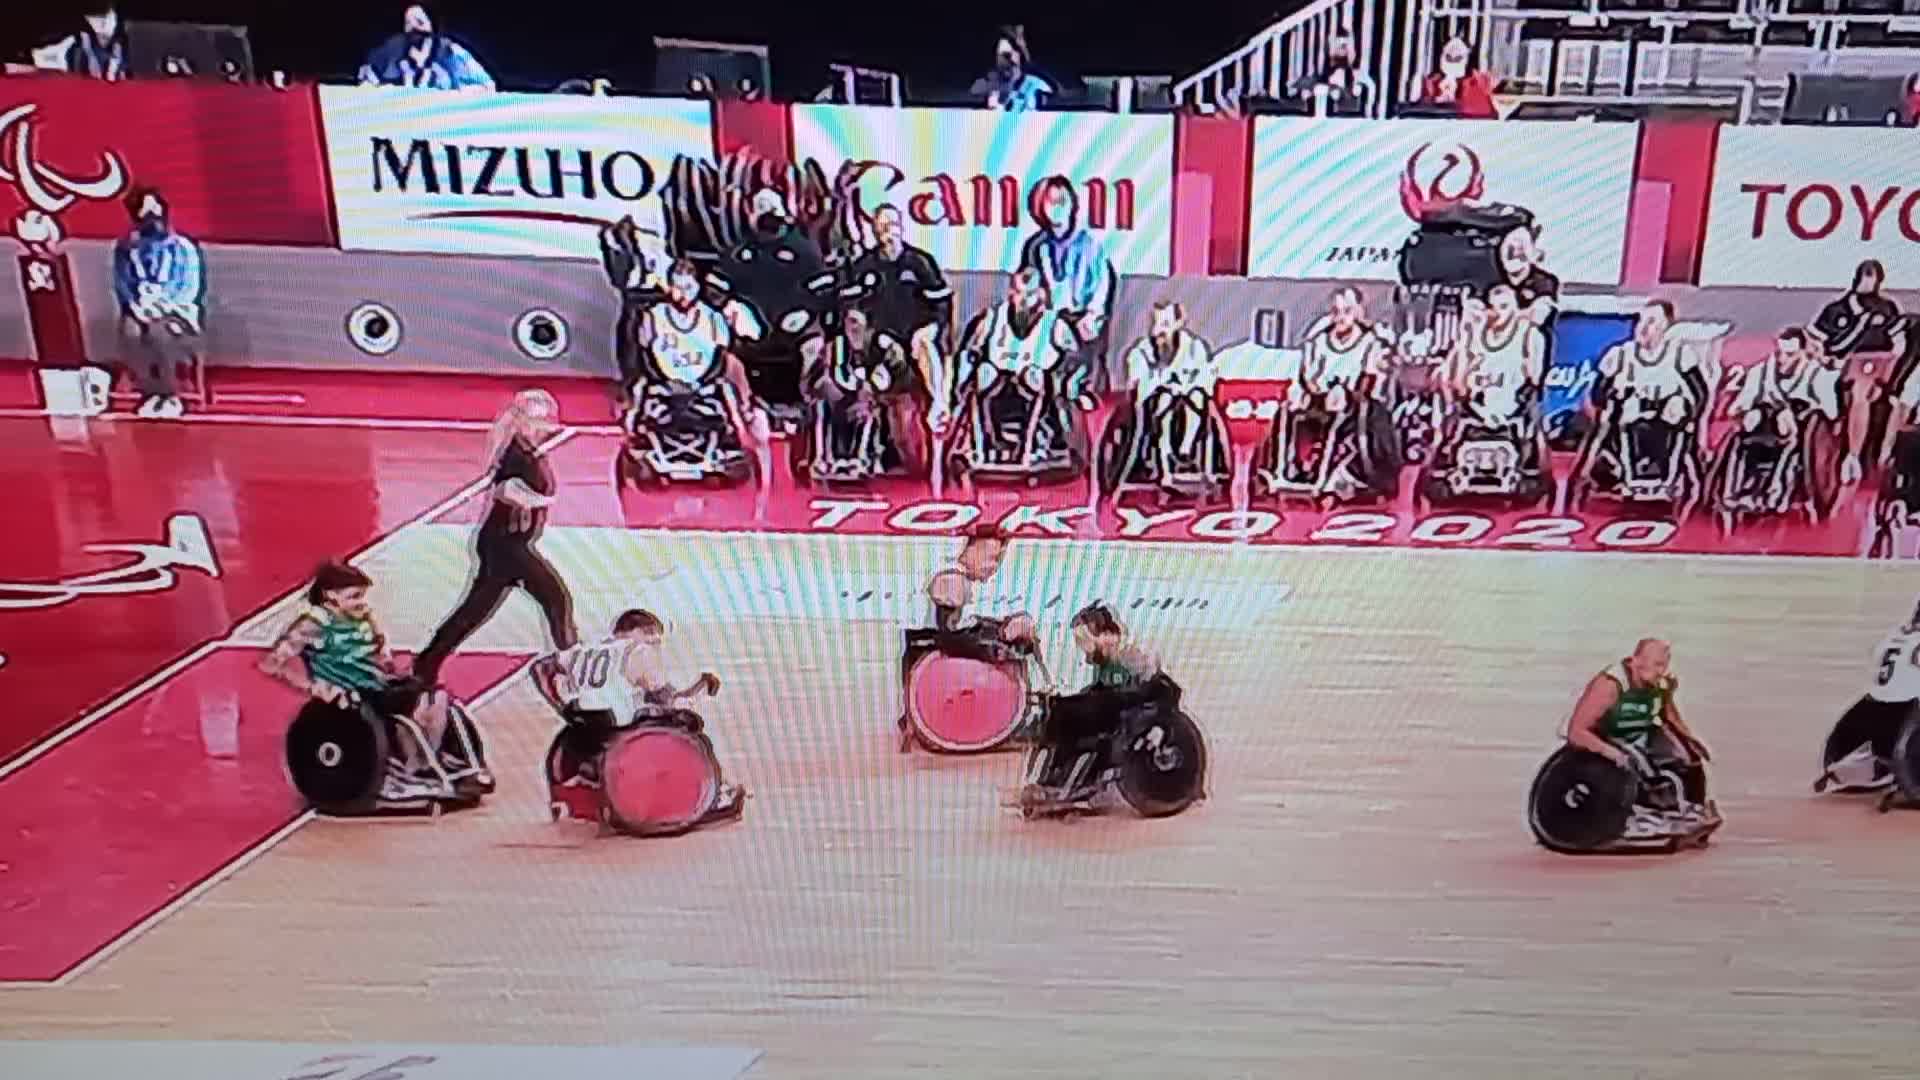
(1, 428, 577, 776)
(0, 642, 543, 990)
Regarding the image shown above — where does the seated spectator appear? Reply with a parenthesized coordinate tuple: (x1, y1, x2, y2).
(51, 6, 128, 80)
(975, 25, 1052, 112)
(1421, 37, 1497, 119)
(112, 187, 205, 419)
(358, 5, 494, 91)
(1291, 32, 1373, 115)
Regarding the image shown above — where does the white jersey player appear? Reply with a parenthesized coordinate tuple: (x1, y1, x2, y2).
(556, 609, 718, 723)
(967, 267, 1077, 382)
(637, 278, 733, 389)
(1452, 285, 1544, 427)
(1598, 300, 1702, 427)
(1866, 617, 1920, 704)
(1297, 287, 1388, 411)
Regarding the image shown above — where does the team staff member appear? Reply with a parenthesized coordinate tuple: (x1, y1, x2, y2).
(413, 390, 579, 687)
(850, 204, 954, 432)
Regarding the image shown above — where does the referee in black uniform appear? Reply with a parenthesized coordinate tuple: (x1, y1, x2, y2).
(413, 390, 580, 686)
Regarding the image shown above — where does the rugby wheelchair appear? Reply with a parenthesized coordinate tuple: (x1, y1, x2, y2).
(1705, 399, 1845, 535)
(1093, 383, 1233, 507)
(1417, 381, 1553, 509)
(898, 626, 1044, 755)
(618, 348, 761, 490)
(1869, 429, 1920, 559)
(1568, 385, 1706, 516)
(794, 323, 927, 487)
(283, 691, 494, 817)
(1013, 664, 1210, 822)
(1253, 371, 1403, 505)
(706, 242, 839, 434)
(944, 352, 1097, 489)
(1527, 739, 1719, 855)
(1385, 331, 1450, 468)
(1814, 696, 1908, 803)
(529, 656, 744, 837)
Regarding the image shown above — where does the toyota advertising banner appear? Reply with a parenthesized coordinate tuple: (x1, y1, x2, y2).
(1700, 126, 1920, 288)
(790, 105, 1174, 275)
(318, 86, 714, 260)
(1247, 117, 1638, 285)
(0, 76, 334, 247)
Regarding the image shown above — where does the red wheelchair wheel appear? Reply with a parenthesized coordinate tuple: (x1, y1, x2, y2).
(906, 652, 1029, 753)
(600, 726, 723, 837)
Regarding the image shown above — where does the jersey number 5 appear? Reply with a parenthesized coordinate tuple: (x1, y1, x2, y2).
(1879, 646, 1900, 686)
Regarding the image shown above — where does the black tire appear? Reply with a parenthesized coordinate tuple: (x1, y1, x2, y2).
(1527, 746, 1638, 855)
(1117, 711, 1208, 819)
(285, 701, 388, 815)
(1892, 709, 1920, 805)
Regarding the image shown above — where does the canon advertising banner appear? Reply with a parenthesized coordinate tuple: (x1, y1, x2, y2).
(318, 86, 714, 260)
(1247, 118, 1637, 285)
(0, 77, 334, 247)
(789, 105, 1174, 275)
(1699, 126, 1920, 289)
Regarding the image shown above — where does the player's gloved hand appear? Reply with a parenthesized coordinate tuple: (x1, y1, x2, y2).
(1618, 746, 1658, 780)
(1683, 735, 1711, 763)
(695, 672, 722, 696)
(313, 681, 356, 708)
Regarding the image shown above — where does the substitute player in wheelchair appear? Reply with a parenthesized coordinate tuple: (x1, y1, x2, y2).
(1256, 287, 1401, 503)
(946, 268, 1096, 487)
(795, 298, 924, 485)
(1095, 301, 1230, 505)
(1708, 327, 1846, 533)
(533, 609, 747, 837)
(1570, 300, 1710, 516)
(1527, 638, 1721, 855)
(1815, 597, 1920, 809)
(898, 526, 1044, 754)
(1015, 603, 1208, 820)
(266, 562, 493, 816)
(1419, 285, 1552, 508)
(618, 259, 771, 490)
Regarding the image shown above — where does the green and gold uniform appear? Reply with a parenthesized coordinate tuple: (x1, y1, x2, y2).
(1597, 662, 1675, 750)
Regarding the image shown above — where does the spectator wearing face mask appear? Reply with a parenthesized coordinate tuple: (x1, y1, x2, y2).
(112, 187, 205, 419)
(1291, 32, 1373, 115)
(1421, 37, 1497, 119)
(56, 5, 128, 80)
(358, 5, 495, 91)
(977, 25, 1052, 112)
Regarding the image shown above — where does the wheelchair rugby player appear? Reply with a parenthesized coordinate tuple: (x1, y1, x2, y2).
(266, 562, 494, 816)
(1015, 603, 1209, 820)
(1816, 597, 1920, 810)
(1528, 639, 1721, 855)
(898, 525, 1043, 754)
(535, 609, 747, 837)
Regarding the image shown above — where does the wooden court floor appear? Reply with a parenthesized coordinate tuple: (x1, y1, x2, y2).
(6, 529, 1920, 1079)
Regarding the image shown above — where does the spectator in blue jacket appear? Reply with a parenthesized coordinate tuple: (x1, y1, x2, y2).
(358, 5, 495, 91)
(49, 6, 128, 80)
(112, 188, 205, 419)
(978, 26, 1051, 112)
(1019, 176, 1115, 390)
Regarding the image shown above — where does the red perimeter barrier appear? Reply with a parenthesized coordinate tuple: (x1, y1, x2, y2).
(0, 75, 336, 247)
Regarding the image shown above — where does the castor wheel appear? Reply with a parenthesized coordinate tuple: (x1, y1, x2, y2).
(1813, 775, 1830, 795)
(1878, 789, 1898, 814)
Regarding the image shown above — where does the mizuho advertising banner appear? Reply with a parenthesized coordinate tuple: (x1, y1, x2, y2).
(1247, 117, 1638, 285)
(318, 86, 713, 260)
(790, 105, 1174, 275)
(1700, 126, 1920, 288)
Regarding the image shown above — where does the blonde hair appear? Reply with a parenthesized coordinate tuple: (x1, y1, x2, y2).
(486, 389, 559, 466)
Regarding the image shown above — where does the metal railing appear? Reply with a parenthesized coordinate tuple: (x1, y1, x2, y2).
(1172, 0, 1391, 116)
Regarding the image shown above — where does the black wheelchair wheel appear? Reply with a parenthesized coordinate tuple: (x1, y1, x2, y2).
(438, 703, 486, 767)
(1116, 711, 1208, 819)
(1527, 746, 1638, 854)
(1820, 696, 1908, 793)
(1891, 709, 1920, 805)
(285, 701, 389, 815)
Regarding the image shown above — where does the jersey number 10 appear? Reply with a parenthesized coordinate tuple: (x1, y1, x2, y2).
(569, 647, 616, 691)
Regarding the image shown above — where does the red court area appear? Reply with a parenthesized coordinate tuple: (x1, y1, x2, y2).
(0, 417, 493, 764)
(0, 650, 526, 983)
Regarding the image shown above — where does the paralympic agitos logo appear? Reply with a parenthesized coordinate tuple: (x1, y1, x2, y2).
(364, 137, 1137, 234)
